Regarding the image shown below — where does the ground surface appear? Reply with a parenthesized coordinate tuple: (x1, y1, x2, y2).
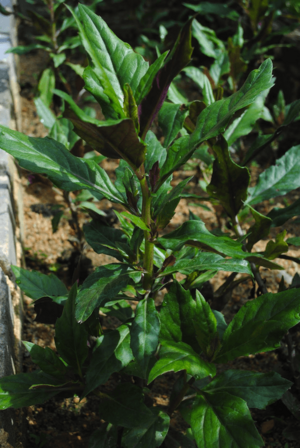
(13, 30, 300, 448)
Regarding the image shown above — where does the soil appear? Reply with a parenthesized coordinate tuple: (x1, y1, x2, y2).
(9, 20, 300, 448)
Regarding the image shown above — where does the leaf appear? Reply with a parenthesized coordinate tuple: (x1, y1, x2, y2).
(37, 68, 55, 108)
(184, 2, 239, 20)
(203, 370, 292, 409)
(139, 17, 193, 137)
(264, 230, 288, 260)
(209, 50, 230, 85)
(135, 52, 169, 105)
(155, 177, 192, 229)
(224, 91, 267, 146)
(190, 59, 274, 146)
(122, 409, 170, 448)
(130, 298, 160, 379)
(123, 84, 140, 132)
(0, 125, 125, 204)
(75, 264, 131, 322)
(287, 237, 300, 246)
(51, 52, 66, 68)
(65, 112, 146, 169)
(158, 220, 247, 258)
(83, 220, 129, 260)
(144, 131, 167, 174)
(23, 342, 67, 378)
(34, 97, 56, 129)
(158, 102, 189, 148)
(55, 284, 88, 370)
(184, 67, 215, 106)
(69, 3, 148, 117)
(100, 383, 155, 428)
(121, 212, 149, 231)
(148, 340, 216, 383)
(84, 326, 133, 396)
(0, 371, 70, 410)
(192, 291, 218, 356)
(89, 424, 118, 448)
(6, 43, 49, 54)
(49, 118, 80, 150)
(11, 266, 67, 301)
(212, 310, 228, 339)
(158, 136, 189, 185)
(191, 20, 224, 59)
(182, 392, 263, 448)
(284, 99, 300, 125)
(242, 133, 274, 166)
(101, 299, 133, 322)
(247, 145, 300, 205)
(207, 136, 250, 220)
(214, 288, 300, 363)
(246, 205, 272, 251)
(267, 198, 300, 227)
(162, 252, 252, 277)
(159, 285, 182, 343)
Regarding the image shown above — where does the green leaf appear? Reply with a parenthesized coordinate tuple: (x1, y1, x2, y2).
(121, 212, 149, 231)
(247, 145, 300, 205)
(158, 102, 189, 148)
(246, 205, 272, 251)
(89, 424, 118, 448)
(50, 52, 66, 68)
(37, 68, 55, 108)
(184, 67, 215, 106)
(209, 50, 230, 85)
(123, 84, 140, 132)
(284, 99, 300, 125)
(203, 370, 292, 409)
(184, 2, 239, 20)
(207, 136, 250, 220)
(139, 17, 193, 137)
(192, 291, 218, 356)
(264, 230, 288, 260)
(122, 409, 170, 448)
(23, 342, 67, 378)
(70, 3, 148, 114)
(75, 264, 131, 322)
(191, 20, 224, 59)
(148, 340, 216, 383)
(135, 52, 168, 105)
(158, 220, 247, 258)
(154, 177, 192, 229)
(190, 59, 274, 146)
(212, 310, 228, 339)
(242, 133, 274, 166)
(0, 371, 71, 410)
(267, 198, 300, 227)
(214, 288, 300, 363)
(0, 125, 125, 204)
(66, 113, 146, 169)
(84, 325, 133, 396)
(162, 252, 252, 276)
(55, 284, 88, 370)
(84, 218, 128, 255)
(182, 392, 263, 448)
(159, 284, 182, 343)
(49, 118, 80, 150)
(224, 91, 267, 146)
(144, 131, 167, 174)
(66, 62, 85, 77)
(100, 383, 155, 428)
(34, 97, 56, 129)
(11, 266, 67, 301)
(6, 43, 49, 54)
(101, 299, 133, 322)
(158, 136, 190, 185)
(287, 237, 300, 246)
(130, 298, 160, 379)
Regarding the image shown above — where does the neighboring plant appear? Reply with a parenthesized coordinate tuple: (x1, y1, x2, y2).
(1, 5, 300, 447)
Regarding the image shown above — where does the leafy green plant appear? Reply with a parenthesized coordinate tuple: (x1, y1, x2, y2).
(1, 4, 300, 447)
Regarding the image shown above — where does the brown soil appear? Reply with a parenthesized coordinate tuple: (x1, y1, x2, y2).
(13, 43, 300, 448)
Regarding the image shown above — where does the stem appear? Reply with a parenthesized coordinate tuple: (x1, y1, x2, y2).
(168, 376, 195, 415)
(233, 217, 268, 295)
(140, 176, 154, 291)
